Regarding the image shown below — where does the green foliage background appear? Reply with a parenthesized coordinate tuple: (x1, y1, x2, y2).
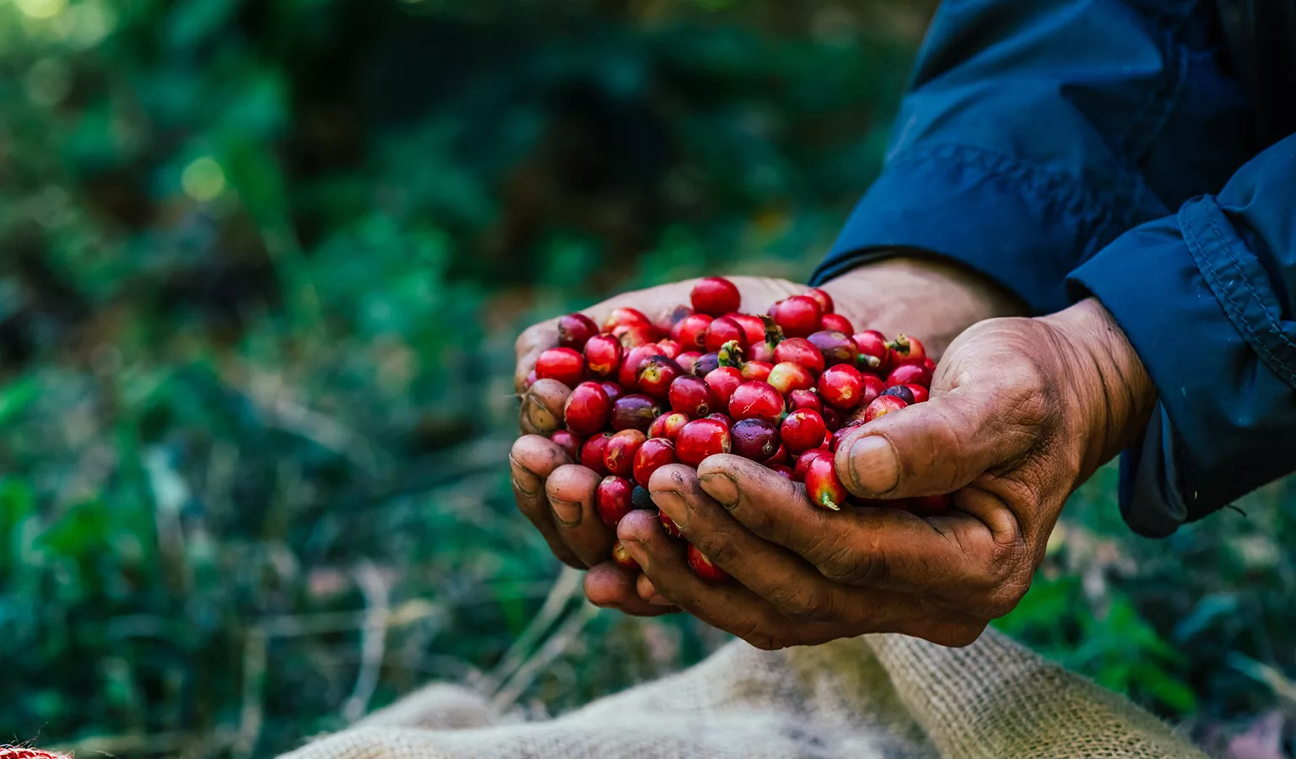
(0, 0, 1292, 756)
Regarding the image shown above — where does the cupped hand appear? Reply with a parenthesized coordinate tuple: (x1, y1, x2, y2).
(619, 298, 1156, 646)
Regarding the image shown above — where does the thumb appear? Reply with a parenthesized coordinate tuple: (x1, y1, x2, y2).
(833, 384, 1040, 499)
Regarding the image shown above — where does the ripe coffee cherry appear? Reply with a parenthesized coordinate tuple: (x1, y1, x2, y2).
(905, 383, 930, 404)
(618, 345, 660, 388)
(596, 476, 636, 527)
(781, 409, 827, 454)
(767, 361, 815, 395)
(580, 432, 614, 474)
(740, 361, 773, 383)
(550, 430, 582, 460)
(807, 330, 858, 368)
(660, 510, 684, 538)
(805, 456, 848, 511)
(603, 307, 651, 332)
(669, 375, 717, 417)
(614, 321, 659, 348)
(820, 313, 854, 334)
(793, 448, 832, 481)
(704, 316, 748, 353)
(648, 412, 690, 441)
(769, 295, 823, 338)
(804, 287, 835, 314)
(910, 493, 951, 516)
(727, 313, 767, 346)
(818, 364, 865, 410)
(611, 541, 640, 571)
(604, 430, 647, 477)
(601, 381, 624, 403)
(748, 340, 775, 363)
(821, 407, 842, 432)
(730, 418, 780, 461)
(704, 366, 743, 406)
(655, 339, 682, 359)
(634, 438, 678, 488)
(536, 347, 585, 388)
(583, 334, 623, 378)
(863, 395, 908, 422)
(860, 373, 886, 408)
(676, 418, 732, 466)
(638, 355, 684, 400)
(688, 543, 730, 584)
(564, 382, 611, 435)
(558, 313, 599, 351)
(853, 330, 890, 372)
(881, 384, 916, 405)
(674, 314, 714, 351)
(887, 334, 927, 366)
(691, 277, 742, 316)
(771, 464, 795, 479)
(773, 337, 825, 374)
(656, 304, 694, 335)
(632, 485, 654, 511)
(610, 393, 661, 432)
(675, 351, 702, 374)
(707, 412, 734, 427)
(887, 363, 933, 389)
(788, 389, 821, 413)
(829, 420, 865, 453)
(763, 443, 789, 466)
(692, 352, 721, 377)
(922, 357, 937, 373)
(729, 381, 784, 422)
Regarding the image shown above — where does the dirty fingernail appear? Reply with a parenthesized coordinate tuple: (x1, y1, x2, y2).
(649, 489, 687, 531)
(698, 472, 738, 509)
(848, 435, 900, 495)
(550, 497, 582, 527)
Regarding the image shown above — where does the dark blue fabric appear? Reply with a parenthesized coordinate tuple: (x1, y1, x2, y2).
(811, 0, 1295, 535)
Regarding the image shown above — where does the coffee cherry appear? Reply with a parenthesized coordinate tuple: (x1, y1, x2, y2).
(771, 464, 795, 479)
(597, 475, 636, 527)
(668, 375, 717, 417)
(881, 384, 916, 405)
(611, 541, 641, 571)
(730, 418, 780, 461)
(728, 381, 784, 423)
(707, 412, 734, 427)
(655, 339, 682, 359)
(793, 448, 831, 481)
(853, 330, 890, 372)
(675, 351, 702, 374)
(727, 313, 767, 346)
(887, 334, 926, 366)
(660, 510, 684, 538)
(580, 432, 614, 474)
(704, 316, 748, 353)
(564, 381, 611, 435)
(637, 355, 685, 400)
(600, 381, 624, 403)
(603, 307, 652, 332)
(674, 314, 714, 351)
(583, 334, 623, 378)
(536, 347, 585, 388)
(805, 456, 848, 511)
(767, 361, 815, 395)
(614, 321, 659, 348)
(905, 383, 930, 404)
(550, 430, 582, 460)
(887, 363, 932, 389)
(763, 443, 789, 466)
(807, 330, 858, 368)
(860, 373, 886, 408)
(817, 364, 865, 410)
(922, 357, 937, 373)
(780, 409, 827, 454)
(820, 313, 854, 334)
(821, 406, 841, 432)
(703, 366, 744, 407)
(648, 412, 690, 441)
(632, 485, 654, 511)
(656, 304, 694, 335)
(691, 277, 742, 316)
(604, 430, 647, 478)
(618, 345, 660, 388)
(740, 361, 773, 383)
(910, 493, 951, 516)
(788, 389, 822, 413)
(557, 313, 599, 350)
(804, 288, 835, 314)
(610, 393, 662, 432)
(769, 295, 823, 338)
(692, 352, 721, 377)
(688, 543, 731, 584)
(863, 395, 908, 422)
(676, 418, 732, 466)
(773, 337, 825, 374)
(634, 438, 678, 488)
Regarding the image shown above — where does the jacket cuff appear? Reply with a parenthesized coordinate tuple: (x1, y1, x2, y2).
(810, 145, 1115, 314)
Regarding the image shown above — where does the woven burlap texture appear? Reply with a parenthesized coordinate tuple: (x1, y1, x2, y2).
(286, 626, 1202, 759)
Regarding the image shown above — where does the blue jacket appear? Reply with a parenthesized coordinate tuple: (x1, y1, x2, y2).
(810, 0, 1296, 537)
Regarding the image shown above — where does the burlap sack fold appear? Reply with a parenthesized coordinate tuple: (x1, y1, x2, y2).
(285, 627, 1202, 759)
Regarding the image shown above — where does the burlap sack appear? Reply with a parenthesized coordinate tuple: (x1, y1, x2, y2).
(285, 625, 1202, 758)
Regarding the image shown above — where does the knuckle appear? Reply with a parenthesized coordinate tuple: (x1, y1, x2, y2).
(819, 539, 888, 587)
(768, 582, 832, 622)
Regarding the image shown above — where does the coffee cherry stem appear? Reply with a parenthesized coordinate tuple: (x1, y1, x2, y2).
(717, 339, 745, 368)
(759, 314, 785, 348)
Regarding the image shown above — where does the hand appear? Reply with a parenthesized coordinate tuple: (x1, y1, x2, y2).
(618, 298, 1155, 647)
(509, 257, 1023, 615)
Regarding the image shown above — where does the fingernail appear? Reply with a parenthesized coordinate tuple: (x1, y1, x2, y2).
(512, 476, 538, 497)
(550, 497, 582, 527)
(849, 435, 900, 495)
(698, 472, 738, 509)
(649, 489, 687, 531)
(520, 395, 559, 434)
(623, 539, 649, 571)
(649, 595, 672, 606)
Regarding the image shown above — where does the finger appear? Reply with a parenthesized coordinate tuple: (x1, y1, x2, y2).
(696, 454, 1006, 602)
(834, 376, 1045, 499)
(584, 562, 679, 617)
(635, 573, 673, 605)
(511, 436, 582, 568)
(545, 464, 617, 567)
(519, 379, 571, 435)
(514, 321, 561, 393)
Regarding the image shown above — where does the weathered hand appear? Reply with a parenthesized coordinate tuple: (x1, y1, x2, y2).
(619, 298, 1155, 647)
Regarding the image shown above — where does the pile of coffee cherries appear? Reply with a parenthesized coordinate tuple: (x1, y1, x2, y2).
(526, 277, 946, 584)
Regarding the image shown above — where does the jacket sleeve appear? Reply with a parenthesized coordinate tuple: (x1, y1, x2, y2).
(1067, 136, 1296, 536)
(810, 0, 1254, 314)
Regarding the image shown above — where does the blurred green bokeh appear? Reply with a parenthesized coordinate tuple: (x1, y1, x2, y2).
(0, 1, 1292, 757)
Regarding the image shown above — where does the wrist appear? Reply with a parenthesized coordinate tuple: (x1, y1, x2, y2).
(819, 254, 1026, 358)
(1041, 298, 1157, 479)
